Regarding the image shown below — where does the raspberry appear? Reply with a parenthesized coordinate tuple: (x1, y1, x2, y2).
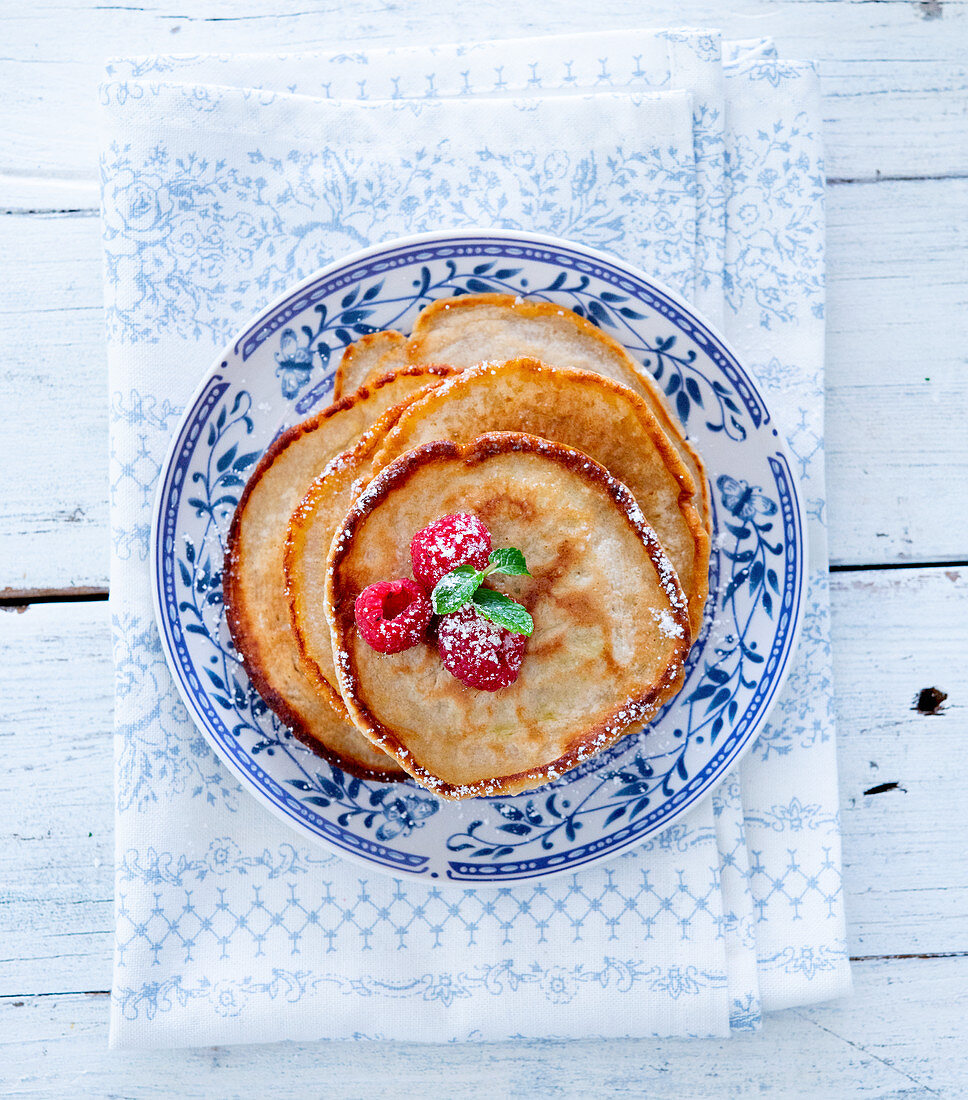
(354, 578, 432, 654)
(410, 512, 492, 590)
(437, 603, 527, 691)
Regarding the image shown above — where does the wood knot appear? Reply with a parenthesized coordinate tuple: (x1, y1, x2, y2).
(913, 686, 947, 715)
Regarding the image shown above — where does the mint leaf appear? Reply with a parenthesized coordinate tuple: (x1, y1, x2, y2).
(472, 587, 534, 636)
(486, 547, 530, 577)
(431, 565, 483, 615)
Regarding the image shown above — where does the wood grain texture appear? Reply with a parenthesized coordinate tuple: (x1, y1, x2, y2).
(1, 956, 966, 1097)
(0, 212, 108, 592)
(1, 0, 966, 207)
(825, 177, 968, 565)
(0, 602, 114, 997)
(831, 566, 968, 956)
(1, 567, 964, 997)
(1, 178, 966, 589)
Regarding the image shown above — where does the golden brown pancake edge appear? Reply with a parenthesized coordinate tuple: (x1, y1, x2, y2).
(223, 365, 456, 781)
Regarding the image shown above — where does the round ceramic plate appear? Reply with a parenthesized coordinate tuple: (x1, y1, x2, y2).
(152, 229, 806, 884)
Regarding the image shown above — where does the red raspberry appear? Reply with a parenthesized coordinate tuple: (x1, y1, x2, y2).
(437, 603, 527, 691)
(410, 512, 492, 590)
(354, 578, 432, 654)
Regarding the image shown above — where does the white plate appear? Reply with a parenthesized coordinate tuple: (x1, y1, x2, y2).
(151, 229, 806, 884)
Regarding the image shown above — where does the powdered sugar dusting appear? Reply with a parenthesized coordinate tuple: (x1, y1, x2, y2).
(439, 605, 508, 663)
(319, 447, 355, 479)
(410, 511, 491, 588)
(652, 607, 685, 639)
(331, 458, 402, 554)
(607, 470, 688, 616)
(437, 603, 526, 691)
(424, 514, 485, 559)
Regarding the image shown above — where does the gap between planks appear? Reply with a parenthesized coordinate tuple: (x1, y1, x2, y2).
(2, 952, 966, 1004)
(830, 559, 968, 574)
(5, 561, 968, 607)
(2, 169, 963, 217)
(0, 587, 108, 607)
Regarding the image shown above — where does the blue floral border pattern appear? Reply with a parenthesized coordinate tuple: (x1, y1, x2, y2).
(152, 233, 806, 882)
(115, 959, 727, 1022)
(235, 237, 769, 435)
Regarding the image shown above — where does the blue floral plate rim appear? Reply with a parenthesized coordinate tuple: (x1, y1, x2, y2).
(150, 227, 808, 885)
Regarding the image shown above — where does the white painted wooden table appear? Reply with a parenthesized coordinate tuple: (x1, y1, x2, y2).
(2, 1, 966, 1095)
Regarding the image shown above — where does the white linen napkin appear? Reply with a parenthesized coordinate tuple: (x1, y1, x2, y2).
(723, 51, 850, 1011)
(101, 28, 850, 1048)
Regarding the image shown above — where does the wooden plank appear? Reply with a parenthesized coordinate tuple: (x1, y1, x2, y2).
(0, 0, 966, 208)
(831, 565, 968, 956)
(1, 567, 965, 997)
(1, 957, 965, 1095)
(2, 175, 966, 590)
(0, 212, 109, 592)
(0, 602, 115, 997)
(825, 177, 968, 565)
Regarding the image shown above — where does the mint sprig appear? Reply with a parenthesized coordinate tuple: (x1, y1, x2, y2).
(472, 587, 534, 635)
(430, 564, 485, 615)
(429, 545, 533, 635)
(486, 548, 530, 577)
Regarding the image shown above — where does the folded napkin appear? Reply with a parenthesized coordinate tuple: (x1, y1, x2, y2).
(102, 28, 850, 1048)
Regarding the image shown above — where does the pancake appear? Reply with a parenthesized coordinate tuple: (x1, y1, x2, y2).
(403, 294, 711, 532)
(223, 366, 454, 780)
(334, 331, 409, 398)
(370, 358, 709, 638)
(285, 429, 390, 705)
(310, 432, 690, 799)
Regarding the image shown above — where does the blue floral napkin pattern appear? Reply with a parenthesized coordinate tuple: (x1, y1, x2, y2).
(101, 28, 850, 1048)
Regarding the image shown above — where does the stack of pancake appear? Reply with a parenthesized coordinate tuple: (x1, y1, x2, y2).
(224, 294, 710, 799)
